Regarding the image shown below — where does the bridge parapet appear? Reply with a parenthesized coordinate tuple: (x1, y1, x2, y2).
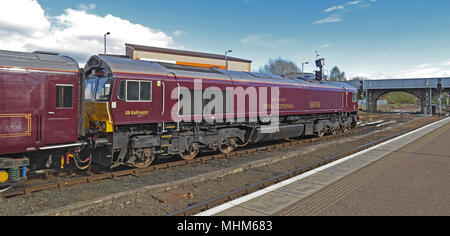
(363, 78, 450, 90)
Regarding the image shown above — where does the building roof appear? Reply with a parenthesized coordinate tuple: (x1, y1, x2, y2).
(125, 43, 252, 63)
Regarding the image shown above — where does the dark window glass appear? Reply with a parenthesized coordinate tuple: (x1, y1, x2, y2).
(127, 81, 139, 101)
(56, 85, 73, 108)
(96, 77, 113, 101)
(140, 82, 151, 101)
(84, 78, 96, 100)
(118, 81, 126, 100)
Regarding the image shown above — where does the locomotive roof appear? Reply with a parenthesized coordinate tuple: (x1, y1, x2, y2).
(0, 49, 79, 72)
(86, 55, 357, 91)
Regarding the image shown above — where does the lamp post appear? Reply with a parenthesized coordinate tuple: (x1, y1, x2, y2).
(225, 50, 232, 70)
(301, 62, 309, 73)
(104, 32, 110, 55)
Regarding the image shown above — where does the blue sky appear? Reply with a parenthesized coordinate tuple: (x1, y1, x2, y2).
(2, 0, 450, 79)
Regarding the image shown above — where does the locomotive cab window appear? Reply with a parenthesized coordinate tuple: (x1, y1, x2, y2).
(85, 78, 96, 101)
(95, 76, 113, 101)
(56, 85, 73, 108)
(117, 80, 152, 102)
(352, 93, 358, 103)
(84, 70, 113, 101)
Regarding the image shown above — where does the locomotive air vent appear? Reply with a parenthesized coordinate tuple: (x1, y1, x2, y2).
(33, 51, 60, 56)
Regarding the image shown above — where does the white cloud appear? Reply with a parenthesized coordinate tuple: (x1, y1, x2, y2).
(316, 0, 376, 25)
(172, 30, 187, 37)
(398, 64, 450, 78)
(321, 43, 331, 48)
(314, 14, 342, 24)
(0, 0, 177, 63)
(0, 0, 50, 38)
(347, 1, 362, 6)
(349, 63, 450, 80)
(324, 5, 344, 13)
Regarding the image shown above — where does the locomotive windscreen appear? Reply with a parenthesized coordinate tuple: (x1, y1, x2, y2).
(85, 73, 113, 101)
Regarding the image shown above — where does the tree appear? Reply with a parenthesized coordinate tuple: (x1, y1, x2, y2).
(350, 76, 368, 81)
(259, 58, 300, 77)
(329, 66, 347, 81)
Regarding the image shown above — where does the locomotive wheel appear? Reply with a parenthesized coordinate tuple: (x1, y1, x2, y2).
(342, 123, 351, 133)
(219, 138, 237, 155)
(179, 144, 200, 161)
(330, 127, 337, 135)
(132, 149, 155, 168)
(317, 129, 325, 138)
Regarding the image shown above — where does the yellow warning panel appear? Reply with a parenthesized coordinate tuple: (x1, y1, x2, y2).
(0, 171, 8, 183)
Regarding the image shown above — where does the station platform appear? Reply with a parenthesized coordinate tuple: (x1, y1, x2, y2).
(199, 117, 450, 216)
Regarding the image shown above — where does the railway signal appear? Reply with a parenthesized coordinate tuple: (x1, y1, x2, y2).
(315, 70, 322, 81)
(315, 58, 325, 68)
(315, 58, 325, 81)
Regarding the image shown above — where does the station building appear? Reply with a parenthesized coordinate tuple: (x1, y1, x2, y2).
(125, 43, 252, 72)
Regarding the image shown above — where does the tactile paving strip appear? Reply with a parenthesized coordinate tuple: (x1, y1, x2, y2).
(274, 122, 450, 216)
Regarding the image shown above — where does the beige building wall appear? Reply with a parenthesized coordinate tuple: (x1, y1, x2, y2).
(131, 50, 251, 72)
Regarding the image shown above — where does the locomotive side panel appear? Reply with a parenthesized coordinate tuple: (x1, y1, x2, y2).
(110, 73, 168, 126)
(0, 70, 46, 155)
(176, 75, 234, 122)
(45, 73, 79, 145)
(303, 87, 342, 113)
(0, 70, 80, 155)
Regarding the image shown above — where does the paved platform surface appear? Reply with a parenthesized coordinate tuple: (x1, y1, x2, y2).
(200, 118, 450, 216)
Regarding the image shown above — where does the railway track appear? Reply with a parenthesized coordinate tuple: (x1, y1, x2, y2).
(1, 123, 383, 200)
(166, 117, 441, 216)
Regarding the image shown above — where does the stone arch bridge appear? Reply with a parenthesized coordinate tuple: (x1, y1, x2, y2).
(345, 78, 450, 114)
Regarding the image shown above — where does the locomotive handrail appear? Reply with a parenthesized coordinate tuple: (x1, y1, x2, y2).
(162, 81, 166, 115)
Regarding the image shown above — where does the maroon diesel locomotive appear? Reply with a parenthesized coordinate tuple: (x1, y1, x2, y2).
(0, 49, 358, 188)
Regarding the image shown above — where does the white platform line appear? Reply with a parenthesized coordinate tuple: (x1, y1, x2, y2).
(196, 117, 450, 216)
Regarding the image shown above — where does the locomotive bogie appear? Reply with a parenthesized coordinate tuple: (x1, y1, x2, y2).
(0, 157, 28, 188)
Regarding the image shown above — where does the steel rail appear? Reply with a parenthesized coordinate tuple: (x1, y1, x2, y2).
(0, 125, 377, 199)
(2, 117, 410, 200)
(166, 124, 428, 216)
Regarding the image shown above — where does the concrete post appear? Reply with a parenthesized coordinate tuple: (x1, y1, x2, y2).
(423, 99, 427, 116)
(423, 88, 428, 116)
(446, 91, 449, 110)
(429, 88, 433, 116)
(365, 90, 369, 112)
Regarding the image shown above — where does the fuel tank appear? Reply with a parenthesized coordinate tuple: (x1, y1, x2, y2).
(251, 124, 305, 144)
